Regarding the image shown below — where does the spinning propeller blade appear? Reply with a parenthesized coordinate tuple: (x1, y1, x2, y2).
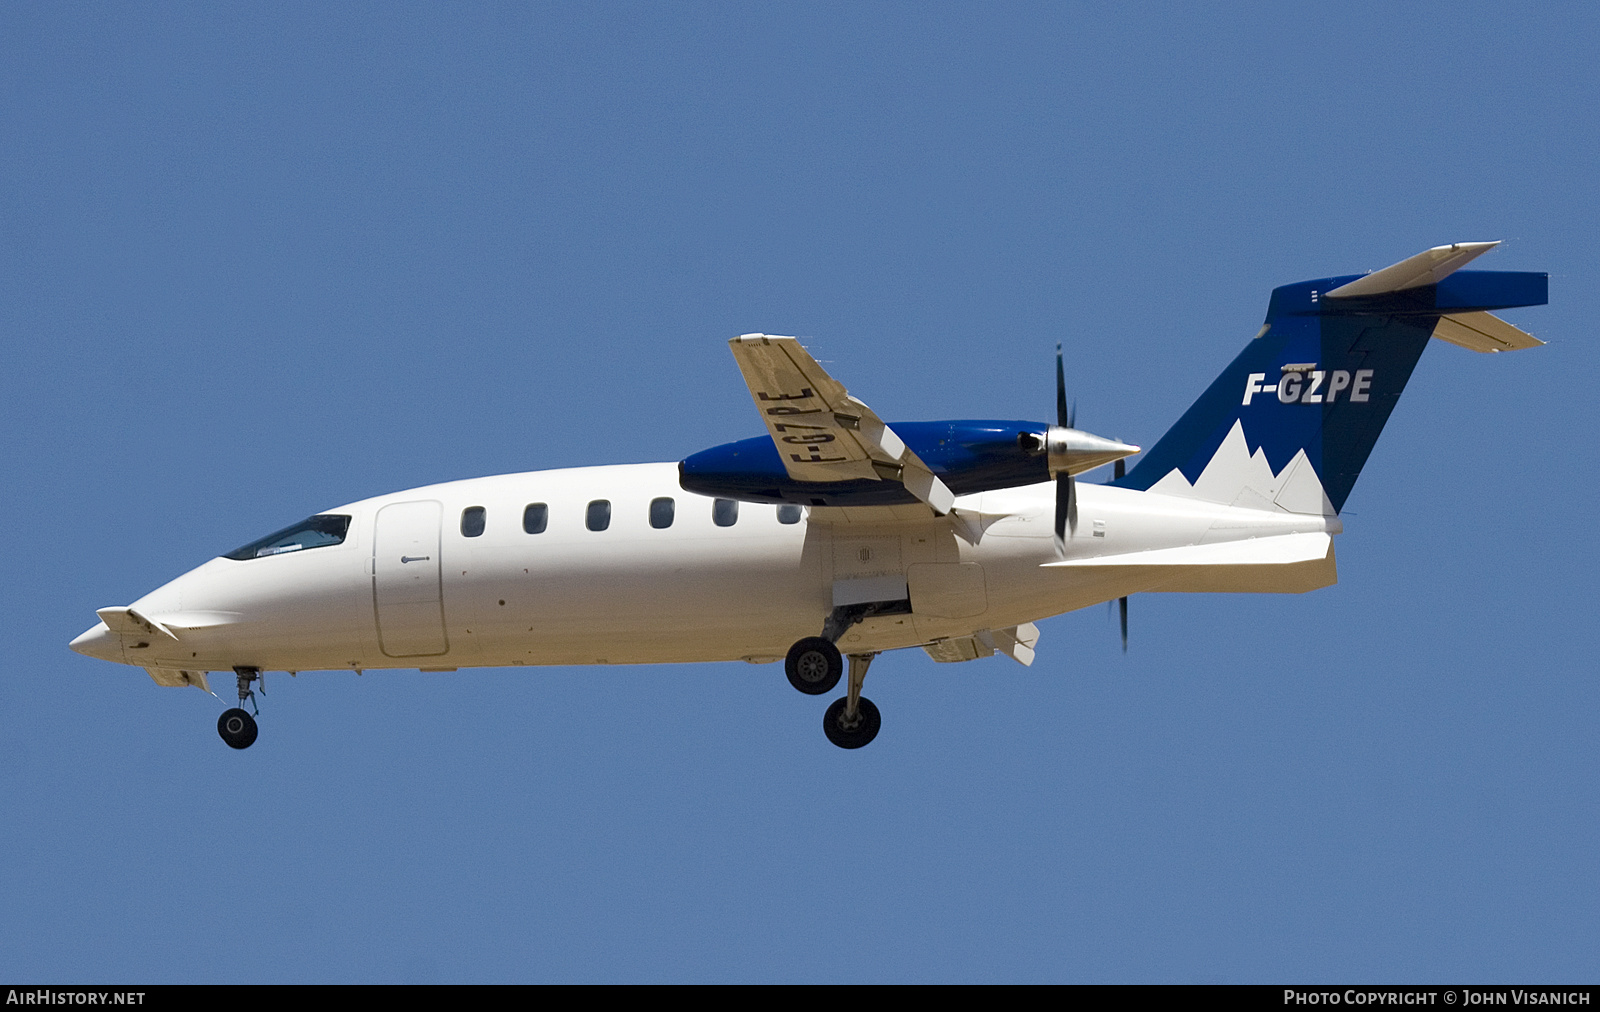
(1119, 594, 1128, 653)
(1114, 455, 1127, 652)
(1053, 344, 1076, 553)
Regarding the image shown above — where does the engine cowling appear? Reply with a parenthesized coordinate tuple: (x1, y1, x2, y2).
(680, 419, 1137, 507)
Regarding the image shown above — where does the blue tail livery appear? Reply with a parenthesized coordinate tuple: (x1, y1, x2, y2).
(1115, 242, 1547, 514)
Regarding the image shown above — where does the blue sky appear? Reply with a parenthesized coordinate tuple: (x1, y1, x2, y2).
(3, 2, 1597, 983)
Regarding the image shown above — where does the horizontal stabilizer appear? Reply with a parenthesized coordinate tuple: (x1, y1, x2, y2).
(1432, 311, 1544, 353)
(1044, 532, 1331, 568)
(1327, 242, 1499, 298)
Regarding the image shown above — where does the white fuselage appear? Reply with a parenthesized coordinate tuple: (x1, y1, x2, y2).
(74, 462, 1338, 678)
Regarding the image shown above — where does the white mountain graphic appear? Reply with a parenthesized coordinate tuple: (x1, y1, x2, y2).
(1146, 420, 1335, 516)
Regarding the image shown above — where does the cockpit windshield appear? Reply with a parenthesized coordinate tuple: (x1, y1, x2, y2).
(224, 515, 352, 561)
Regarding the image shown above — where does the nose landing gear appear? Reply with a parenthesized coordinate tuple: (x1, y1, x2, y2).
(217, 666, 262, 749)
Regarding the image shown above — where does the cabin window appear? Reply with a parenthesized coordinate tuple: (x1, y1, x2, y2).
(713, 498, 739, 527)
(650, 497, 675, 529)
(586, 500, 611, 531)
(224, 515, 352, 561)
(777, 504, 802, 525)
(523, 503, 548, 534)
(461, 506, 486, 537)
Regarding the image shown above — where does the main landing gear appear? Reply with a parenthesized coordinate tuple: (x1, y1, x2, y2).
(785, 637, 843, 694)
(786, 604, 886, 749)
(217, 666, 261, 750)
(823, 652, 880, 749)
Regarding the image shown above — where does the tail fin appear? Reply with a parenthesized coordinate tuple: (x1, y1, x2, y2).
(1116, 243, 1546, 514)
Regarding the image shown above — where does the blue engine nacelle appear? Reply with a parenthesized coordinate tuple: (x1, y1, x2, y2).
(679, 420, 1055, 507)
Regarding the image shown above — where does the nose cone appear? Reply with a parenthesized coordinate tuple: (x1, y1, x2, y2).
(69, 623, 123, 664)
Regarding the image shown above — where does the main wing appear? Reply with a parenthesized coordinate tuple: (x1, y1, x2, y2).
(727, 334, 955, 514)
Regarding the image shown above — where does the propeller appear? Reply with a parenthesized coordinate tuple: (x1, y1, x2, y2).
(1115, 455, 1128, 652)
(1038, 344, 1140, 557)
(1054, 344, 1075, 555)
(1045, 350, 1138, 653)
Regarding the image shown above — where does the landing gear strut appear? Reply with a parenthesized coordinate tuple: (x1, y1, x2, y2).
(823, 652, 880, 749)
(218, 666, 261, 749)
(786, 603, 899, 746)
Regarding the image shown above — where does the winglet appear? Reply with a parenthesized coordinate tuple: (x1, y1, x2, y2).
(1326, 241, 1499, 298)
